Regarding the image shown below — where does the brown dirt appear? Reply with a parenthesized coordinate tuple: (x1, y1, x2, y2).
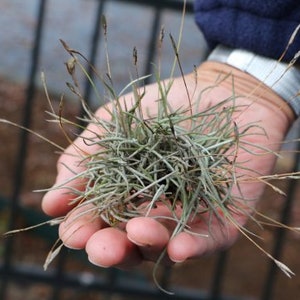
(0, 77, 299, 300)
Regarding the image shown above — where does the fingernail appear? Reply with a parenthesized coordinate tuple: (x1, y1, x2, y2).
(171, 258, 185, 264)
(127, 235, 150, 247)
(170, 255, 187, 263)
(88, 256, 110, 268)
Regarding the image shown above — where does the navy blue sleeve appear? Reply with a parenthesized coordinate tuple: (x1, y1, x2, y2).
(194, 0, 300, 62)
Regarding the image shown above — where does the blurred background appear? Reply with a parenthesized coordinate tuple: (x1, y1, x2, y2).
(0, 0, 299, 299)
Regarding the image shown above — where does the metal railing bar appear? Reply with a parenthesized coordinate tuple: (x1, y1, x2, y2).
(0, 0, 48, 298)
(143, 7, 162, 83)
(50, 246, 68, 300)
(109, 0, 194, 13)
(0, 262, 213, 300)
(261, 138, 300, 300)
(82, 0, 107, 108)
(209, 250, 228, 300)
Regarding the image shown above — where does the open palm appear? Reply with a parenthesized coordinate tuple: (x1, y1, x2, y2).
(42, 61, 293, 268)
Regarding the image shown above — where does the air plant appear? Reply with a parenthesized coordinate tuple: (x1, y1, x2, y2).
(2, 5, 300, 294)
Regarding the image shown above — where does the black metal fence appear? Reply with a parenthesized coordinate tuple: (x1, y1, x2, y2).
(0, 1, 299, 299)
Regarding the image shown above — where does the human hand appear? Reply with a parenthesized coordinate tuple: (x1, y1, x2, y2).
(41, 61, 294, 269)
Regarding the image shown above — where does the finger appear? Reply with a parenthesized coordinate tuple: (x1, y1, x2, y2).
(41, 168, 85, 217)
(41, 141, 87, 216)
(126, 217, 173, 264)
(42, 127, 102, 217)
(167, 218, 240, 263)
(59, 203, 104, 249)
(86, 227, 142, 268)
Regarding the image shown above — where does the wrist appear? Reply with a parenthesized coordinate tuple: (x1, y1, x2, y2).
(195, 61, 293, 155)
(197, 60, 296, 126)
(207, 45, 300, 118)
